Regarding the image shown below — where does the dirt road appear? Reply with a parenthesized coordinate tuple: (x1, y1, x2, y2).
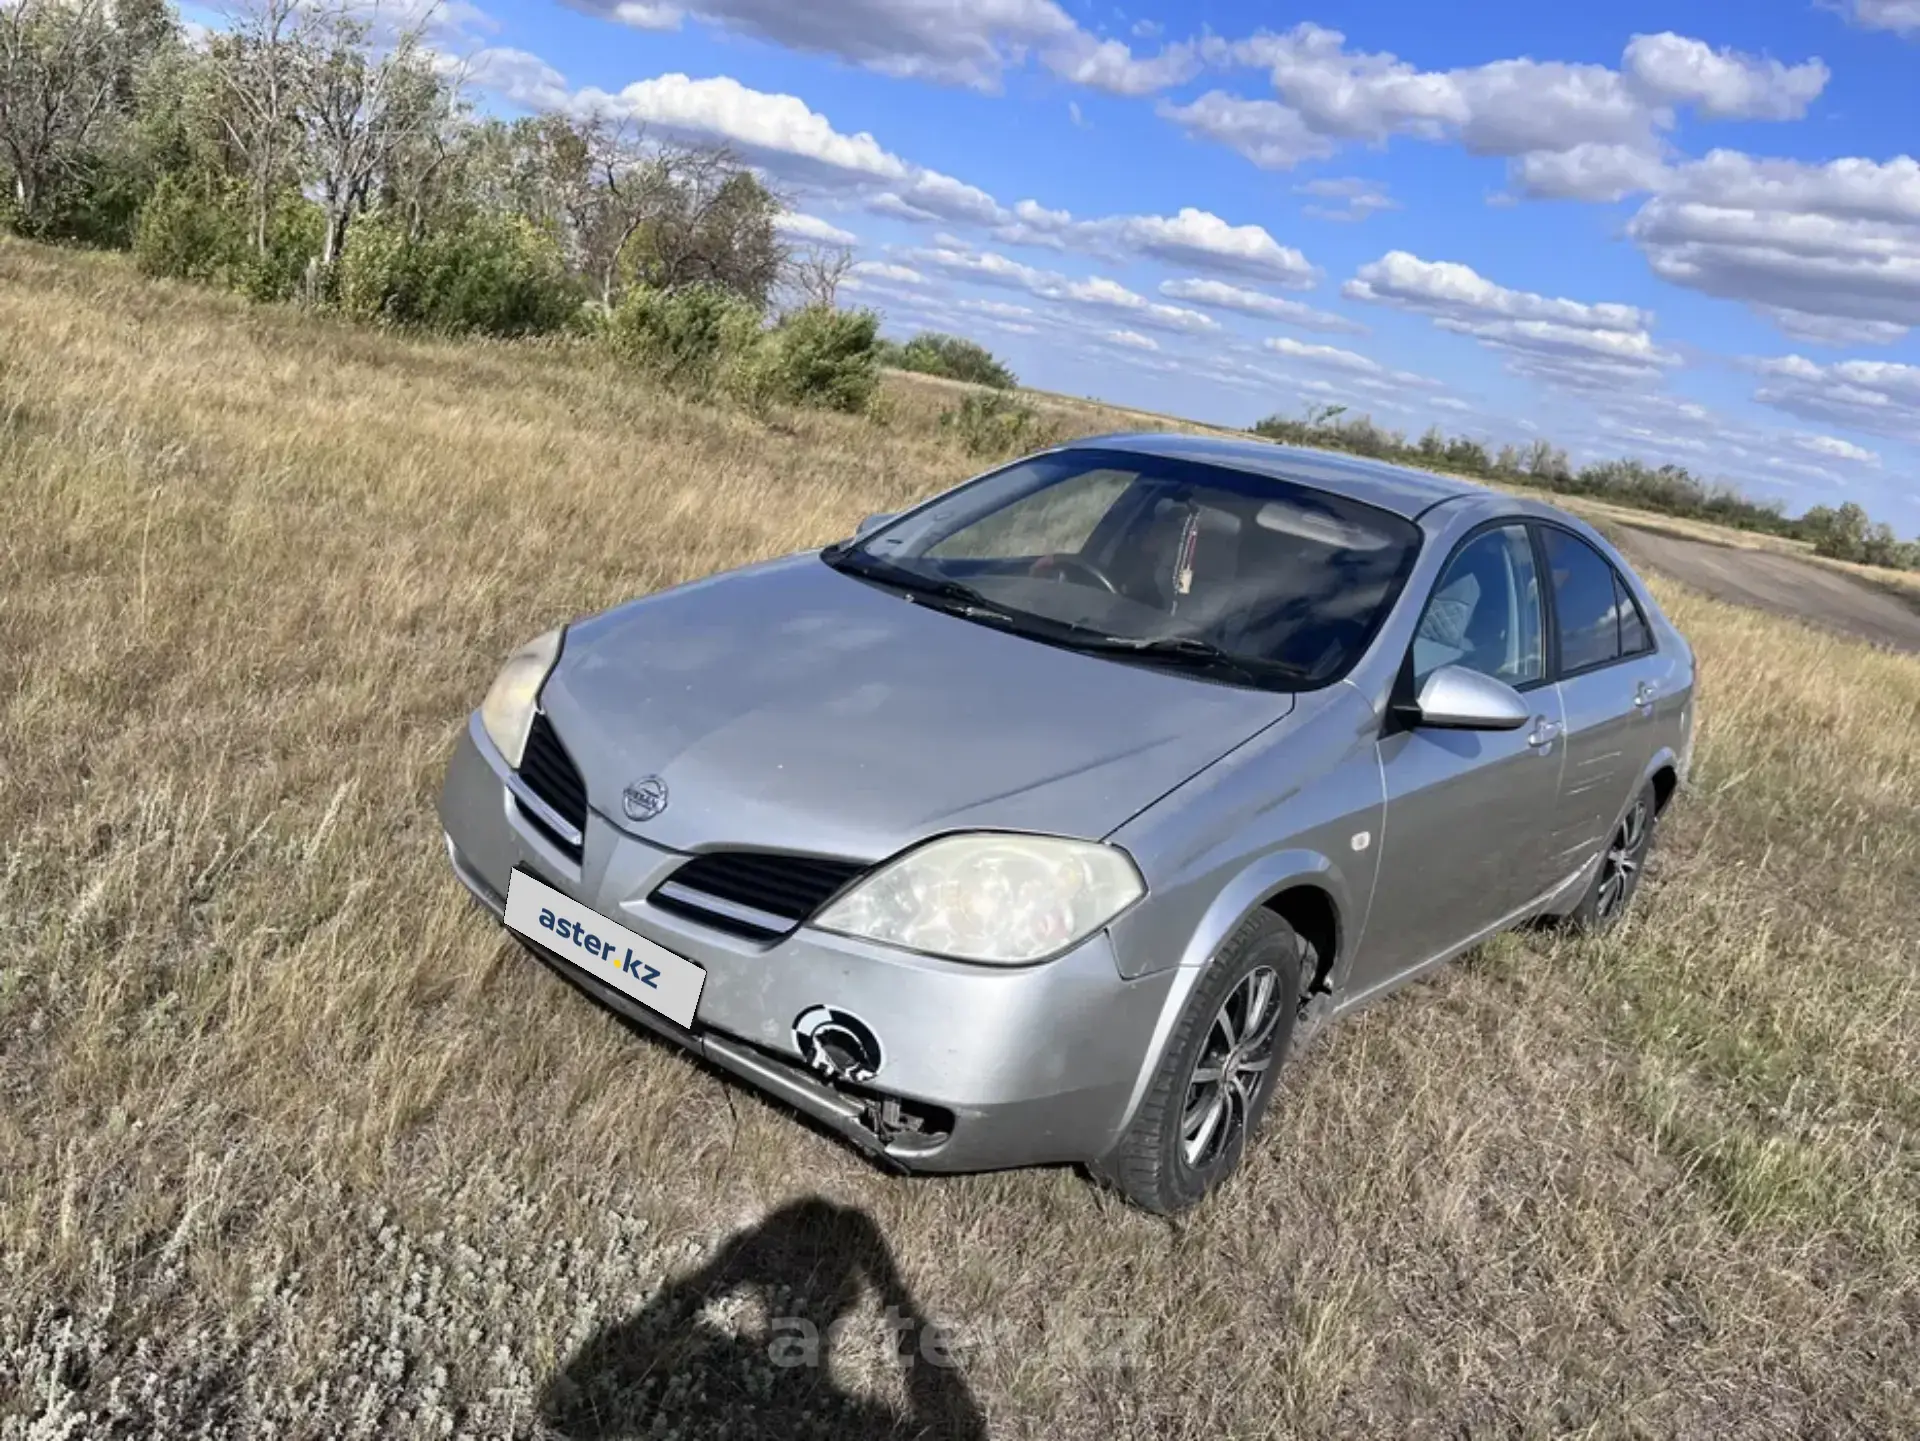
(1610, 524, 1920, 654)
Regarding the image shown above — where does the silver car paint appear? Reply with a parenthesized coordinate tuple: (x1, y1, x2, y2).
(438, 437, 1695, 1173)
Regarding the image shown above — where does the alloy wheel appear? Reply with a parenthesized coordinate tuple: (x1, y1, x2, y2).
(1594, 799, 1649, 921)
(1180, 965, 1284, 1169)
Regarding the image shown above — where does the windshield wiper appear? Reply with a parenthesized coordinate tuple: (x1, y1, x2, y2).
(827, 553, 1019, 626)
(1058, 632, 1305, 687)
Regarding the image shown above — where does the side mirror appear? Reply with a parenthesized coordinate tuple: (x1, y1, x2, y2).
(854, 511, 896, 539)
(1407, 665, 1531, 731)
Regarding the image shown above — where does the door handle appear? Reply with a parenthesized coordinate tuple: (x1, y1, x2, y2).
(1526, 718, 1562, 749)
(1633, 680, 1658, 713)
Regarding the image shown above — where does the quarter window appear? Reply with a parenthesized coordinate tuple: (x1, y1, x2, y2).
(1543, 528, 1631, 672)
(1412, 525, 1544, 687)
(1616, 570, 1653, 656)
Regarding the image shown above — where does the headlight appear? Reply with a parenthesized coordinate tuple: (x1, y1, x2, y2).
(813, 833, 1145, 965)
(479, 627, 563, 768)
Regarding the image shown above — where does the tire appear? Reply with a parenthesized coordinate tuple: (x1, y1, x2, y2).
(1094, 909, 1304, 1215)
(1565, 778, 1659, 933)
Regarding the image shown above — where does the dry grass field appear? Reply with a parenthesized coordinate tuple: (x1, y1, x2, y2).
(3, 238, 1918, 1439)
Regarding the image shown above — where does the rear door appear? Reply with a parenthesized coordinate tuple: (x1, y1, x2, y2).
(1354, 522, 1564, 1000)
(1535, 524, 1663, 885)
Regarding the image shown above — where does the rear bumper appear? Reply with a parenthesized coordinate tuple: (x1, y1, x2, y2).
(438, 714, 1175, 1172)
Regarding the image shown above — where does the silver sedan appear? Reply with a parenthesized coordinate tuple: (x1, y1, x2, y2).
(438, 433, 1695, 1213)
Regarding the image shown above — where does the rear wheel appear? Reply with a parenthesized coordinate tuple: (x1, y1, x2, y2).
(1566, 779, 1659, 933)
(1094, 910, 1303, 1215)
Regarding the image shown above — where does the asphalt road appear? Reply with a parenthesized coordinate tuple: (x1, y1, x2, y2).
(1612, 525, 1920, 655)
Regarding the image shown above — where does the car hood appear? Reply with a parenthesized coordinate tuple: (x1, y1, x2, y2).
(539, 553, 1293, 859)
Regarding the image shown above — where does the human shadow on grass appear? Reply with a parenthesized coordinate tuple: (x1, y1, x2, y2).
(540, 1197, 988, 1441)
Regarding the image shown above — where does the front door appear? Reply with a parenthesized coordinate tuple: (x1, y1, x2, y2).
(1351, 522, 1565, 1001)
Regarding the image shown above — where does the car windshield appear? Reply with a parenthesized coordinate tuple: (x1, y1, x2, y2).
(824, 448, 1423, 690)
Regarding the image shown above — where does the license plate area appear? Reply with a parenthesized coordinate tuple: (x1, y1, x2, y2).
(505, 868, 706, 1028)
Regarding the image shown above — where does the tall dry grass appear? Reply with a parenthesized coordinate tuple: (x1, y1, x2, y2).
(2, 240, 1917, 1439)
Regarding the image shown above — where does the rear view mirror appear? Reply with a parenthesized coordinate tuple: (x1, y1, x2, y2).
(1411, 665, 1530, 731)
(854, 512, 896, 538)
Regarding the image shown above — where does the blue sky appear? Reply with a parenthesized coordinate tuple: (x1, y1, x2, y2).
(351, 1, 1920, 531)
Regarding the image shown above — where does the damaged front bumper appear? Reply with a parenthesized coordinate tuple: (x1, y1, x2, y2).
(438, 714, 1176, 1173)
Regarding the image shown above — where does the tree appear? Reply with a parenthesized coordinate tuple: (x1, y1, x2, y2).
(203, 0, 314, 258)
(0, 0, 127, 231)
(304, 2, 452, 269)
(1525, 438, 1570, 482)
(883, 331, 1017, 389)
(785, 242, 853, 310)
(617, 144, 784, 307)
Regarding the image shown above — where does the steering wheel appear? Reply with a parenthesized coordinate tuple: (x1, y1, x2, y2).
(1027, 553, 1119, 594)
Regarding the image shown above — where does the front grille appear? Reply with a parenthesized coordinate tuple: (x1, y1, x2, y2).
(651, 850, 868, 940)
(515, 712, 587, 859)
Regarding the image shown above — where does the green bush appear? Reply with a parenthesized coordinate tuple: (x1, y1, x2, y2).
(132, 174, 321, 302)
(337, 211, 579, 337)
(881, 331, 1016, 389)
(939, 392, 1056, 458)
(607, 282, 765, 392)
(757, 304, 882, 413)
(238, 195, 325, 303)
(132, 172, 248, 285)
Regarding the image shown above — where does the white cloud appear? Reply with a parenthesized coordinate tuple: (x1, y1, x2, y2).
(456, 47, 574, 111)
(1749, 354, 1920, 442)
(1626, 152, 1920, 343)
(1158, 277, 1365, 333)
(1791, 433, 1880, 465)
(1507, 143, 1671, 202)
(1263, 335, 1385, 375)
(848, 261, 928, 285)
(905, 245, 1220, 333)
(1841, 1, 1920, 35)
(1295, 176, 1398, 222)
(1757, 306, 1909, 348)
(606, 1, 684, 26)
(562, 0, 1194, 94)
(580, 72, 908, 185)
(1173, 23, 1824, 195)
(1344, 250, 1676, 390)
(1159, 92, 1337, 171)
(1344, 251, 1651, 331)
(1047, 33, 1201, 95)
(959, 298, 1037, 320)
(1621, 32, 1828, 121)
(1102, 329, 1160, 351)
(1114, 208, 1318, 284)
(775, 211, 860, 245)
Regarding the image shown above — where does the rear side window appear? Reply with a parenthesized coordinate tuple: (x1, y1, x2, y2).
(1616, 571, 1653, 656)
(1543, 528, 1624, 673)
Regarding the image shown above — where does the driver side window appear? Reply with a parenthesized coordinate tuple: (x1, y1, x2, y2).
(1412, 525, 1544, 688)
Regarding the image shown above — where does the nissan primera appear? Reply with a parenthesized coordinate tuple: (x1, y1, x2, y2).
(438, 434, 1694, 1213)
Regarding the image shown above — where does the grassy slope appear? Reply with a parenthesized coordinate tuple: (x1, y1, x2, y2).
(2, 241, 1917, 1439)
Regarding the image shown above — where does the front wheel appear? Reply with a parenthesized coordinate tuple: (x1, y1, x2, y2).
(1565, 779, 1659, 933)
(1093, 910, 1303, 1215)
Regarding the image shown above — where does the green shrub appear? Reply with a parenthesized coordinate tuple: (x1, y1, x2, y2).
(607, 282, 765, 392)
(881, 331, 1016, 388)
(757, 304, 882, 413)
(939, 391, 1056, 458)
(237, 194, 325, 303)
(133, 174, 321, 302)
(132, 172, 248, 285)
(337, 211, 578, 337)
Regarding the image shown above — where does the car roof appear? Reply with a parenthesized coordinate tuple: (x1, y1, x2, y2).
(1062, 431, 1490, 520)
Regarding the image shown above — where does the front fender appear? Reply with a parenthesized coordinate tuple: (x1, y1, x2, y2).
(1103, 849, 1350, 1153)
